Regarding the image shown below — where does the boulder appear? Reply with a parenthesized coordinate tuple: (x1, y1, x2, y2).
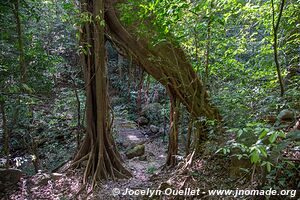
(0, 168, 23, 185)
(125, 144, 145, 159)
(150, 125, 159, 133)
(136, 116, 149, 126)
(277, 109, 294, 122)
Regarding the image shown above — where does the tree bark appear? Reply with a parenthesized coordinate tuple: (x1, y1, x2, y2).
(72, 0, 131, 185)
(185, 113, 194, 156)
(166, 89, 180, 166)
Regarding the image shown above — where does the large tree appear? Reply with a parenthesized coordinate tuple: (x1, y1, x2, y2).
(72, 0, 131, 186)
(73, 0, 221, 182)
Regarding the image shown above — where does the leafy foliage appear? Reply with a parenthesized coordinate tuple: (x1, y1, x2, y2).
(217, 122, 299, 188)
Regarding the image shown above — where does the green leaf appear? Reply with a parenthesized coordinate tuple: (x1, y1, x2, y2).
(237, 129, 243, 137)
(277, 131, 286, 138)
(259, 146, 268, 157)
(266, 162, 271, 172)
(259, 129, 268, 139)
(261, 161, 272, 172)
(250, 150, 260, 163)
(269, 132, 278, 143)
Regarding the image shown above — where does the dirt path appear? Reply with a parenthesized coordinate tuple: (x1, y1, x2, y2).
(93, 118, 167, 199)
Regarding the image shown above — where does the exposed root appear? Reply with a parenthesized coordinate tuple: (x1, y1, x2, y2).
(177, 150, 195, 175)
(69, 152, 90, 169)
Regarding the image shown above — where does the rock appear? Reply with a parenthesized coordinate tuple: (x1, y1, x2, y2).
(125, 144, 145, 159)
(51, 173, 63, 181)
(34, 173, 51, 186)
(150, 125, 159, 133)
(277, 109, 294, 122)
(138, 155, 147, 161)
(292, 119, 300, 130)
(0, 168, 23, 185)
(136, 116, 149, 126)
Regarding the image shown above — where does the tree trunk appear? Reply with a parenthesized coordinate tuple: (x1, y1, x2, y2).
(166, 89, 180, 166)
(72, 0, 131, 185)
(271, 0, 285, 96)
(145, 75, 151, 106)
(13, 0, 26, 83)
(185, 113, 194, 156)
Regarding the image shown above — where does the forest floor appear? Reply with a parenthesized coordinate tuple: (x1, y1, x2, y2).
(3, 83, 298, 200)
(1, 115, 244, 200)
